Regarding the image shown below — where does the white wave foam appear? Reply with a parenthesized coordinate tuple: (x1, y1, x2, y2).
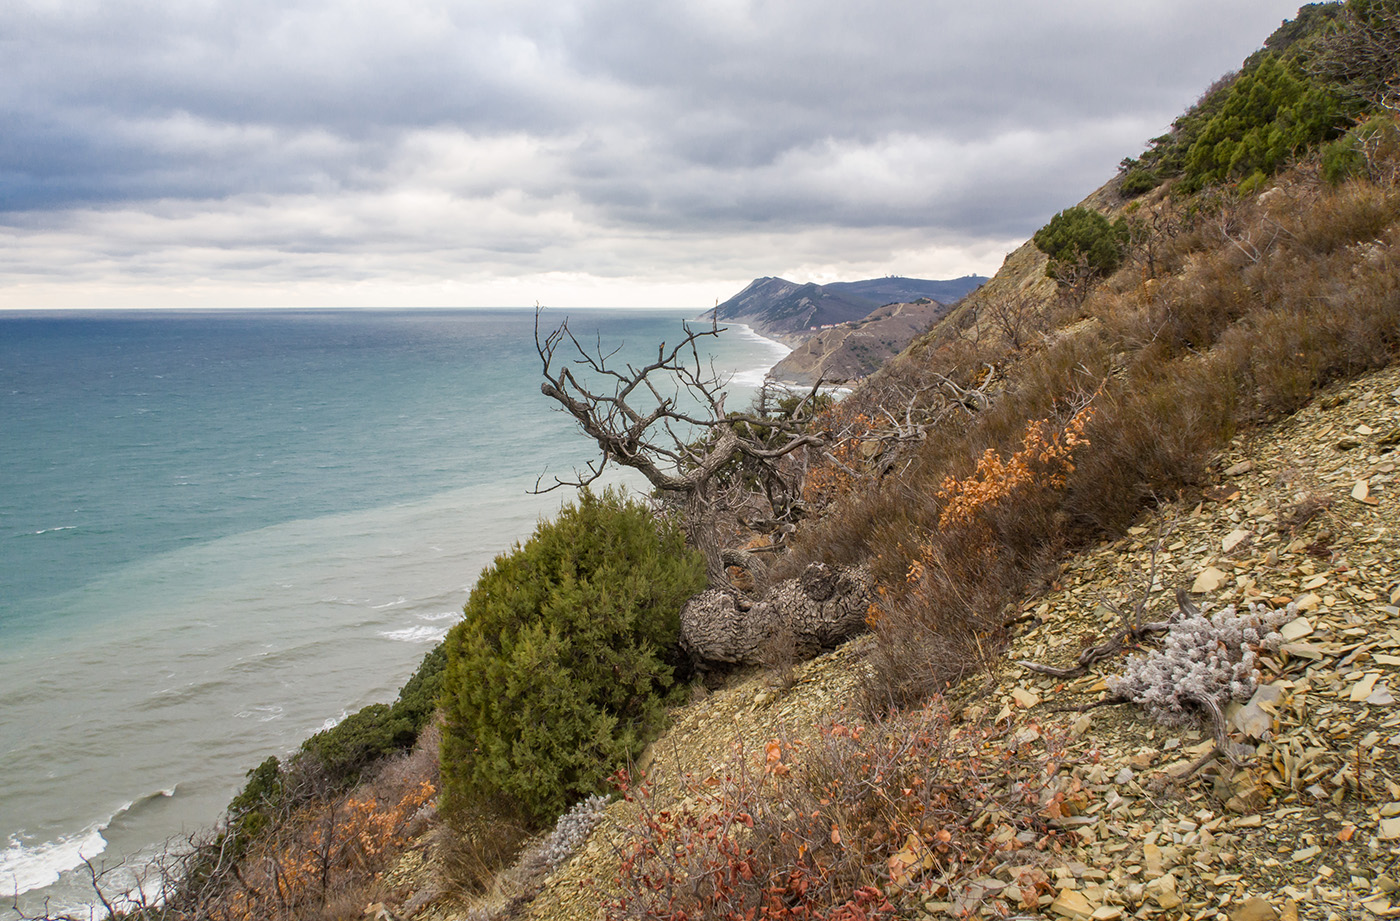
(415, 611, 461, 623)
(371, 597, 408, 610)
(315, 709, 350, 733)
(31, 526, 77, 536)
(379, 625, 449, 643)
(0, 786, 183, 896)
(1, 825, 108, 897)
(233, 705, 284, 722)
(725, 323, 791, 356)
(716, 323, 790, 390)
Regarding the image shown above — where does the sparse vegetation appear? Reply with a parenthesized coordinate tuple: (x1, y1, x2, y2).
(48, 6, 1400, 919)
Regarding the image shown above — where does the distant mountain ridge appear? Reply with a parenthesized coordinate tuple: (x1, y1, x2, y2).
(707, 275, 987, 344)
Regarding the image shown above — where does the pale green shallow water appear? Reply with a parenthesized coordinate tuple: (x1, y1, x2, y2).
(0, 307, 787, 916)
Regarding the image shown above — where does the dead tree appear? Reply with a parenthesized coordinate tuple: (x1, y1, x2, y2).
(535, 311, 824, 588)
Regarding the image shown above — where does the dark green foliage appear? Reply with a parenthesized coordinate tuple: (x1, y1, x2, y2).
(297, 643, 447, 788)
(1031, 207, 1129, 280)
(439, 488, 706, 824)
(226, 756, 283, 841)
(1119, 168, 1160, 197)
(391, 642, 447, 730)
(299, 704, 410, 785)
(1322, 128, 1369, 182)
(1264, 2, 1345, 53)
(1120, 4, 1358, 194)
(1180, 55, 1346, 191)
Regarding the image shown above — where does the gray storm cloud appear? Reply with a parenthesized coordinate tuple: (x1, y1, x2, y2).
(0, 0, 1307, 307)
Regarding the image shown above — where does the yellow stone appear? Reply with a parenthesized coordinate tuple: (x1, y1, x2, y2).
(1295, 593, 1322, 612)
(1230, 896, 1278, 921)
(1050, 888, 1096, 920)
(1223, 529, 1253, 552)
(1143, 842, 1164, 878)
(1351, 673, 1381, 702)
(1145, 874, 1181, 910)
(1192, 567, 1230, 593)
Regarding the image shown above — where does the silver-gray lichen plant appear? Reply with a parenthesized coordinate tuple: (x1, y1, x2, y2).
(1107, 601, 1293, 726)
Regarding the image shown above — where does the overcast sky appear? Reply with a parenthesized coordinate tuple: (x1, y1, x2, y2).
(0, 0, 1307, 310)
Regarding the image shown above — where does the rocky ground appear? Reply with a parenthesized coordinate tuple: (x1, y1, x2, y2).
(961, 362, 1400, 921)
(392, 362, 1400, 921)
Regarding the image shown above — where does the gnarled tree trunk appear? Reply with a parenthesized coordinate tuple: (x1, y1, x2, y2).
(680, 563, 873, 666)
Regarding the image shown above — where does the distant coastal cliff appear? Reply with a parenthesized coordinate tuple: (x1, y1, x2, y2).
(705, 274, 987, 383)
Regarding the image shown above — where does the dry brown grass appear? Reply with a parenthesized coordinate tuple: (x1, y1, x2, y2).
(782, 161, 1400, 712)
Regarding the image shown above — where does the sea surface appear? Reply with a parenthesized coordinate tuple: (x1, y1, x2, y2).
(0, 308, 788, 917)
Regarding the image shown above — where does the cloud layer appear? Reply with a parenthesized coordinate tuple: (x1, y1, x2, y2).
(0, 0, 1306, 308)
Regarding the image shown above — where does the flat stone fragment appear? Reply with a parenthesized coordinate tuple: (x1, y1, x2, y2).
(1144, 874, 1181, 910)
(1142, 842, 1163, 877)
(1355, 480, 1372, 501)
(1192, 567, 1230, 593)
(1351, 672, 1381, 702)
(1049, 888, 1096, 920)
(1230, 897, 1279, 921)
(1233, 702, 1273, 738)
(1223, 529, 1253, 552)
(1380, 817, 1400, 840)
(1011, 687, 1040, 708)
(1226, 461, 1256, 476)
(1091, 908, 1123, 921)
(1369, 684, 1397, 706)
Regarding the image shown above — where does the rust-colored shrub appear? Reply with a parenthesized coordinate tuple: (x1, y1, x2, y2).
(608, 701, 1070, 920)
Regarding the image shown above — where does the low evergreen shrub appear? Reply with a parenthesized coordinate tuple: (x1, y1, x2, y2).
(299, 642, 447, 788)
(225, 642, 448, 848)
(1031, 206, 1129, 281)
(439, 487, 705, 824)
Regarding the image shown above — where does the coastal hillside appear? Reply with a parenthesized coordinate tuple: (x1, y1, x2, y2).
(709, 274, 987, 343)
(767, 298, 954, 385)
(69, 4, 1400, 921)
(480, 3, 1400, 917)
(514, 362, 1400, 921)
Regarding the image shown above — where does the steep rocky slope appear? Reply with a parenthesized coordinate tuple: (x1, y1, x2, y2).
(402, 359, 1400, 921)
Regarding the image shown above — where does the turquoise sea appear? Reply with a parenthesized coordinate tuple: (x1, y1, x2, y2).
(0, 308, 788, 917)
